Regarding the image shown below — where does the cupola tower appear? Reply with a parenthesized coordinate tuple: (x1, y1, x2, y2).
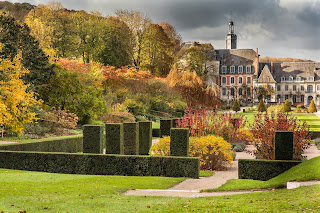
(226, 19, 237, 49)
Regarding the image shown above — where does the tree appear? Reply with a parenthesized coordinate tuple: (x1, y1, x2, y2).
(116, 9, 151, 67)
(158, 22, 182, 56)
(283, 99, 291, 112)
(185, 46, 206, 76)
(232, 99, 240, 112)
(308, 99, 317, 113)
(254, 84, 274, 101)
(0, 49, 41, 136)
(258, 99, 267, 112)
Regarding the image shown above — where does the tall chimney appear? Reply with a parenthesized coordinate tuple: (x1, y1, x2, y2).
(256, 48, 259, 57)
(270, 61, 273, 74)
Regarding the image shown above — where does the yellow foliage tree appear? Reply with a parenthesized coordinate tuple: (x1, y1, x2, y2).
(0, 49, 42, 136)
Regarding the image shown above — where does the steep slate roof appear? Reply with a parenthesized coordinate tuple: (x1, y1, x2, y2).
(270, 62, 320, 83)
(257, 65, 276, 83)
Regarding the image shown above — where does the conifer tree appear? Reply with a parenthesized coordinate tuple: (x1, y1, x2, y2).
(258, 99, 267, 112)
(308, 99, 317, 113)
(232, 99, 240, 112)
(283, 99, 291, 112)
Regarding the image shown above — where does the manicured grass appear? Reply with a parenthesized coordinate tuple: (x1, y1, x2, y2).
(199, 171, 214, 177)
(0, 134, 82, 143)
(204, 156, 320, 192)
(0, 169, 320, 212)
(293, 113, 320, 131)
(152, 122, 160, 129)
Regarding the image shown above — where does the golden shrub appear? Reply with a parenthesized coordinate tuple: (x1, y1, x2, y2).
(150, 135, 233, 170)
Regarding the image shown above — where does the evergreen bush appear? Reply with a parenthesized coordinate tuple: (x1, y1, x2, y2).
(283, 99, 291, 112)
(123, 122, 139, 155)
(308, 99, 317, 113)
(170, 128, 189, 157)
(274, 131, 293, 160)
(160, 119, 172, 136)
(105, 123, 124, 154)
(258, 99, 267, 112)
(232, 99, 240, 112)
(138, 121, 152, 155)
(83, 125, 104, 154)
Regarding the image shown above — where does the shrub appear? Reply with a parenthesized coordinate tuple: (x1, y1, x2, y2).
(138, 121, 152, 155)
(232, 99, 240, 112)
(150, 135, 233, 170)
(267, 104, 284, 113)
(123, 122, 139, 155)
(170, 128, 189, 157)
(231, 142, 246, 152)
(283, 99, 291, 112)
(160, 119, 173, 136)
(105, 123, 124, 154)
(83, 125, 104, 154)
(40, 108, 78, 129)
(308, 99, 317, 113)
(258, 100, 267, 112)
(250, 111, 311, 160)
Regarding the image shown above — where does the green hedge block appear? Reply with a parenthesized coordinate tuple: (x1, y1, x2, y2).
(160, 119, 172, 136)
(83, 125, 104, 154)
(170, 128, 189, 157)
(0, 136, 83, 153)
(311, 131, 320, 139)
(0, 151, 200, 178)
(106, 123, 124, 154)
(152, 128, 161, 137)
(123, 122, 139, 155)
(274, 131, 293, 160)
(238, 159, 301, 181)
(139, 121, 152, 155)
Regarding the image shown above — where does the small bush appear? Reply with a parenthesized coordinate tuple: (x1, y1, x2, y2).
(283, 99, 291, 112)
(232, 99, 240, 112)
(150, 135, 233, 170)
(308, 99, 317, 113)
(231, 143, 246, 152)
(258, 100, 267, 112)
(267, 104, 284, 113)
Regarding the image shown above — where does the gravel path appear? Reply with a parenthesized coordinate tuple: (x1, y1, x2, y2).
(125, 144, 320, 197)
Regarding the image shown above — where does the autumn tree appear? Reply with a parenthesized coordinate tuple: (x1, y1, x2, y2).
(116, 9, 151, 66)
(254, 84, 274, 101)
(158, 22, 182, 56)
(0, 48, 41, 136)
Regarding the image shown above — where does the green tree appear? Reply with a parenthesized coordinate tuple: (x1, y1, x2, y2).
(232, 99, 240, 112)
(283, 99, 291, 112)
(308, 99, 317, 113)
(258, 99, 267, 112)
(185, 46, 206, 76)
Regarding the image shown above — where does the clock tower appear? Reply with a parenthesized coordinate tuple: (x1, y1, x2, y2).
(226, 19, 237, 49)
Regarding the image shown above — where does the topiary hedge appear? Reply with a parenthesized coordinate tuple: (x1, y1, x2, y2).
(0, 150, 200, 178)
(0, 135, 83, 153)
(170, 128, 189, 157)
(83, 125, 104, 154)
(138, 121, 152, 155)
(152, 128, 161, 137)
(160, 119, 172, 136)
(238, 159, 301, 181)
(274, 131, 293, 160)
(105, 123, 124, 154)
(123, 122, 139, 155)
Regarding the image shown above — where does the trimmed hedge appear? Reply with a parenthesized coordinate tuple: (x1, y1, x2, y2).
(123, 122, 139, 155)
(311, 131, 320, 139)
(238, 159, 301, 181)
(138, 121, 152, 155)
(0, 150, 200, 178)
(160, 119, 172, 136)
(83, 125, 104, 154)
(105, 123, 124, 154)
(0, 135, 83, 153)
(170, 128, 189, 157)
(152, 128, 161, 137)
(274, 131, 293, 160)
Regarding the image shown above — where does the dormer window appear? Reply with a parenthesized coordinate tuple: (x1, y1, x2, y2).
(281, 77, 285, 82)
(246, 65, 251, 73)
(222, 65, 227, 74)
(238, 66, 243, 73)
(307, 76, 314, 81)
(230, 65, 235, 73)
(289, 76, 293, 82)
(296, 77, 301, 82)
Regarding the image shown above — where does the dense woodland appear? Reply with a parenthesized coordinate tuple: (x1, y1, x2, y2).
(0, 1, 220, 137)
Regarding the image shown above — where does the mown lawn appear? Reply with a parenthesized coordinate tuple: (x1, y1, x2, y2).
(0, 168, 319, 212)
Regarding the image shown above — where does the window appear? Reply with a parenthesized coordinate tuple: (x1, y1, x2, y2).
(307, 85, 313, 93)
(281, 77, 285, 82)
(231, 77, 235, 84)
(230, 66, 235, 73)
(285, 85, 289, 91)
(293, 95, 297, 103)
(246, 65, 251, 73)
(277, 85, 281, 91)
(222, 66, 227, 74)
(239, 77, 243, 84)
(285, 95, 289, 100)
(267, 95, 271, 102)
(230, 88, 235, 96)
(247, 77, 251, 84)
(239, 88, 243, 96)
(317, 85, 320, 91)
(222, 88, 226, 96)
(301, 85, 304, 91)
(289, 76, 293, 82)
(301, 95, 305, 102)
(247, 88, 251, 96)
(296, 77, 301, 82)
(277, 95, 281, 102)
(307, 76, 314, 81)
(222, 77, 226, 84)
(238, 66, 243, 73)
(293, 85, 296, 91)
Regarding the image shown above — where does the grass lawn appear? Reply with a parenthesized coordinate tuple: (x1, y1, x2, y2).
(152, 121, 160, 129)
(204, 156, 320, 192)
(0, 169, 320, 212)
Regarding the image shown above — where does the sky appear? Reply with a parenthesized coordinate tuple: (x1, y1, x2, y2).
(7, 0, 320, 61)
